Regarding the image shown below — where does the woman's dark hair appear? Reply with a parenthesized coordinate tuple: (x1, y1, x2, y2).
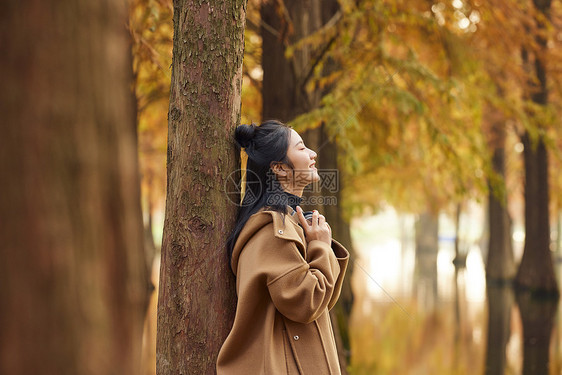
(226, 120, 295, 262)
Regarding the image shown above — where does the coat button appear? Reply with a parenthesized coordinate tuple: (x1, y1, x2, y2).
(293, 335, 299, 341)
(278, 230, 283, 234)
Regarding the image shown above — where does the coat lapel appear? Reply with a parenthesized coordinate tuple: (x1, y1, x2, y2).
(271, 207, 306, 253)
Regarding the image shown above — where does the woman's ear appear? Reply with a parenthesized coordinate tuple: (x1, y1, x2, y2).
(270, 161, 288, 177)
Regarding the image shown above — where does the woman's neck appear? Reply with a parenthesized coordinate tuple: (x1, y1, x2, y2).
(278, 181, 304, 197)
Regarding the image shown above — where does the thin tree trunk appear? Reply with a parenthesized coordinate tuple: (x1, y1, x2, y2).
(0, 1, 148, 374)
(453, 204, 463, 351)
(413, 211, 439, 312)
(155, 1, 246, 374)
(485, 105, 515, 282)
(142, 257, 160, 375)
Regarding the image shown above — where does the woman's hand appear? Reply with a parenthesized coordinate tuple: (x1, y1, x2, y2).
(296, 206, 332, 245)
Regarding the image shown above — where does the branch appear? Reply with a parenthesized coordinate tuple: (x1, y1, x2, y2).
(246, 15, 280, 38)
(300, 33, 338, 91)
(297, 10, 343, 93)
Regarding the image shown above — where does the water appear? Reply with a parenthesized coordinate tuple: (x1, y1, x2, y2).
(348, 206, 562, 374)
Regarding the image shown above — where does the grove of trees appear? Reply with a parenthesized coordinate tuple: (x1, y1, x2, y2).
(148, 0, 562, 371)
(1, 0, 560, 373)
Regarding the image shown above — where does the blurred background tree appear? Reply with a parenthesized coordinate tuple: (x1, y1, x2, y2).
(3, 0, 562, 373)
(4, 0, 557, 373)
(0, 0, 150, 374)
(129, 0, 562, 373)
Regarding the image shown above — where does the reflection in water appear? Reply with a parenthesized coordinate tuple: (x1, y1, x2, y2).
(484, 284, 513, 375)
(350, 208, 562, 374)
(516, 291, 558, 375)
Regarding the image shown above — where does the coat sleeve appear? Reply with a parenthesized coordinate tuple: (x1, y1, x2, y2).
(327, 238, 350, 311)
(262, 236, 347, 324)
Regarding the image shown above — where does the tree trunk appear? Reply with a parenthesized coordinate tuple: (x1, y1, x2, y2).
(142, 257, 160, 375)
(452, 204, 465, 351)
(155, 1, 246, 374)
(319, 122, 354, 360)
(517, 131, 558, 293)
(261, 0, 352, 371)
(0, 1, 148, 374)
(515, 0, 558, 295)
(261, 0, 322, 121)
(485, 106, 516, 282)
(413, 211, 439, 311)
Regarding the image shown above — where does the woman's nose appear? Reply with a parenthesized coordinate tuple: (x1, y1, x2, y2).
(310, 149, 317, 159)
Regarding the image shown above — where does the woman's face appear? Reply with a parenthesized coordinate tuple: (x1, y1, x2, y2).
(284, 129, 319, 188)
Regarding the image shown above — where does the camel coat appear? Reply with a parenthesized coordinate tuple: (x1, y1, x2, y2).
(216, 205, 350, 375)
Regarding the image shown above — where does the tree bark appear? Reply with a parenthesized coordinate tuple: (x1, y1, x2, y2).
(0, 1, 148, 374)
(515, 0, 558, 295)
(155, 1, 246, 374)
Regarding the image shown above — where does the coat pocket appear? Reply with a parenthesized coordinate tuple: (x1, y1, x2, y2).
(283, 317, 335, 374)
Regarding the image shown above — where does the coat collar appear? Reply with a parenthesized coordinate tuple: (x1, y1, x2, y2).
(272, 206, 304, 243)
(231, 206, 306, 275)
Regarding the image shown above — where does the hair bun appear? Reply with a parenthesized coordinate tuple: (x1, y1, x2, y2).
(235, 124, 256, 149)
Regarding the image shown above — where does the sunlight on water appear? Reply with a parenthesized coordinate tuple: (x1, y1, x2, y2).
(361, 238, 411, 300)
(465, 247, 486, 303)
(352, 206, 487, 304)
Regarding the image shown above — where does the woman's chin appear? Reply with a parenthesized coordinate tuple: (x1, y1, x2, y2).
(311, 170, 320, 182)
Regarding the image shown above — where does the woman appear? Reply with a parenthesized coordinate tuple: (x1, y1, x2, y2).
(216, 120, 350, 375)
